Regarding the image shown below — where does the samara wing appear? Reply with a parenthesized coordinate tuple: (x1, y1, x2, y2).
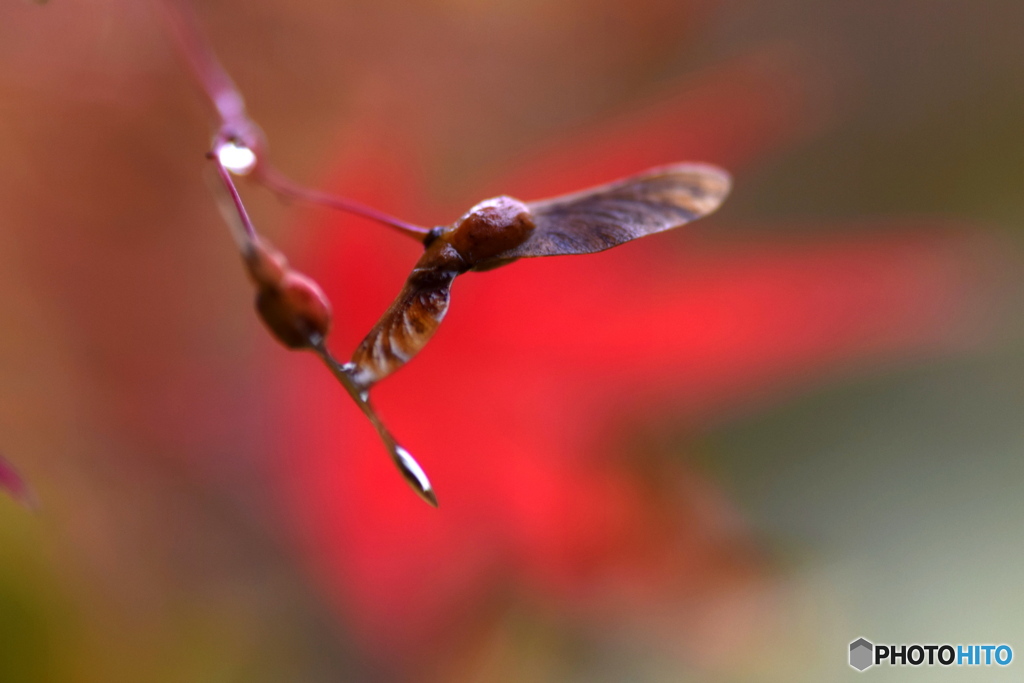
(348, 163, 730, 389)
(348, 268, 457, 389)
(493, 163, 730, 261)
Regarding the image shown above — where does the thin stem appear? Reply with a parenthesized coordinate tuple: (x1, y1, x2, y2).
(208, 150, 258, 255)
(157, 0, 249, 131)
(161, 0, 440, 507)
(159, 0, 428, 241)
(257, 166, 430, 238)
(310, 336, 438, 507)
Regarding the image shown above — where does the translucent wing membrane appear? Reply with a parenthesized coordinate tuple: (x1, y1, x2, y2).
(495, 163, 730, 261)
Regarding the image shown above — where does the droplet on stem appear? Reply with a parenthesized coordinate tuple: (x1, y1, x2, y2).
(311, 339, 439, 508)
(392, 445, 438, 507)
(216, 141, 257, 175)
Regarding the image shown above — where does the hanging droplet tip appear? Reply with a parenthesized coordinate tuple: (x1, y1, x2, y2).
(421, 487, 439, 508)
(393, 445, 439, 508)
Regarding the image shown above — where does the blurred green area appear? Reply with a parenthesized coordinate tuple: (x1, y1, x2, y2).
(708, 2, 1024, 228)
(700, 348, 1024, 682)
(0, 514, 72, 683)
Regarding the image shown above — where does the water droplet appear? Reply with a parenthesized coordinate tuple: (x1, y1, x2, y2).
(393, 446, 438, 507)
(217, 141, 257, 175)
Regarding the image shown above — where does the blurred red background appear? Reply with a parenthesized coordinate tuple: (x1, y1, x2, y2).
(0, 0, 1022, 681)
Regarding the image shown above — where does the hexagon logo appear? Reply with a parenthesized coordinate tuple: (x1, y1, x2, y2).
(850, 638, 874, 671)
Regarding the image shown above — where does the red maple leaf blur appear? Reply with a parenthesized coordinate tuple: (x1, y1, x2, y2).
(0, 452, 35, 509)
(270, 53, 1005, 676)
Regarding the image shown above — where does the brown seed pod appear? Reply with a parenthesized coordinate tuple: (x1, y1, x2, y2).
(348, 163, 731, 389)
(446, 196, 536, 264)
(245, 238, 332, 349)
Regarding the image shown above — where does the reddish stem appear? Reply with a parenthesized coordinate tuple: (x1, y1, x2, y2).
(255, 166, 430, 239)
(157, 0, 250, 134)
(158, 0, 440, 507)
(208, 149, 258, 250)
(158, 0, 428, 241)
